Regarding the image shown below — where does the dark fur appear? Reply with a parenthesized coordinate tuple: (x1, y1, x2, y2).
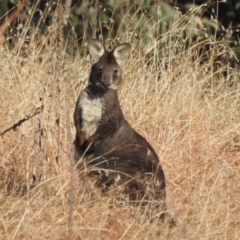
(74, 40, 166, 209)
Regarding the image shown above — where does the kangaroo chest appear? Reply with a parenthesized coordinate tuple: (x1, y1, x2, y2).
(79, 90, 103, 139)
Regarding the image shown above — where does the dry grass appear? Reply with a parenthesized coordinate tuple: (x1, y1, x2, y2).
(0, 23, 240, 240)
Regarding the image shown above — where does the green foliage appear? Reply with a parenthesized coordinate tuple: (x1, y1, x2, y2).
(69, 1, 239, 52)
(0, 1, 8, 20)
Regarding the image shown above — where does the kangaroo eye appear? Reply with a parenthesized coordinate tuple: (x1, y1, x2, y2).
(97, 67, 103, 73)
(113, 69, 119, 75)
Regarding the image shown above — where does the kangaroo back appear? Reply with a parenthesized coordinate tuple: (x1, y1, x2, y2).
(74, 39, 166, 215)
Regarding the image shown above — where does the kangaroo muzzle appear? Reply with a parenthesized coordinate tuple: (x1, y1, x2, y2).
(101, 81, 111, 88)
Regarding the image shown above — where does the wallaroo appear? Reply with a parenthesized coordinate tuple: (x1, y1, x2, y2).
(74, 39, 166, 216)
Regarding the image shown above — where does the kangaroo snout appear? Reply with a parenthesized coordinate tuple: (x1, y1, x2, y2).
(101, 81, 111, 88)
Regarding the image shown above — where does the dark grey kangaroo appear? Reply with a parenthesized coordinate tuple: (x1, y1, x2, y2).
(74, 39, 166, 212)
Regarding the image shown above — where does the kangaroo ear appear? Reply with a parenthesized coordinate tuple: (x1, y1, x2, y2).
(113, 43, 131, 67)
(87, 39, 105, 63)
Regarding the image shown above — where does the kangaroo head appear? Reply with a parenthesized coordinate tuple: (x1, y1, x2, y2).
(87, 39, 131, 90)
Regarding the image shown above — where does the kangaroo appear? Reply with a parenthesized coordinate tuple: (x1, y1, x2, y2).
(74, 39, 166, 210)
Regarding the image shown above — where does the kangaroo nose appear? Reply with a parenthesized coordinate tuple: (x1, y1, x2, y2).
(101, 81, 111, 88)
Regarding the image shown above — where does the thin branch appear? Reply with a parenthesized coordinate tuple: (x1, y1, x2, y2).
(0, 0, 29, 33)
(0, 106, 41, 137)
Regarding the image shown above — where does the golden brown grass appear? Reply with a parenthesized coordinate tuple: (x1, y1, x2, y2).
(0, 31, 240, 240)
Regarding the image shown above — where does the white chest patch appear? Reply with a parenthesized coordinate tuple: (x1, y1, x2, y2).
(78, 90, 103, 139)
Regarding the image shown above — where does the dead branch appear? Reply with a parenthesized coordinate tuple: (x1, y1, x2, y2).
(0, 106, 41, 137)
(0, 0, 29, 46)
